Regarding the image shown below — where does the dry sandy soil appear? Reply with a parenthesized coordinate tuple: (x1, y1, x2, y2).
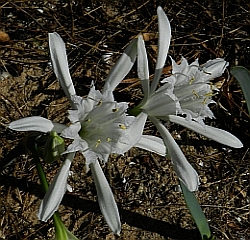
(0, 1, 250, 239)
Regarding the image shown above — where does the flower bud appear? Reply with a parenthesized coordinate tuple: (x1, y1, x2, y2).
(44, 131, 65, 163)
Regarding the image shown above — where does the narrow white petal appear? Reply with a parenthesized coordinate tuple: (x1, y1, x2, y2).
(83, 149, 99, 167)
(61, 122, 81, 139)
(117, 112, 147, 153)
(51, 122, 68, 133)
(103, 38, 137, 93)
(168, 115, 243, 148)
(49, 33, 76, 99)
(201, 58, 228, 81)
(137, 35, 150, 101)
(90, 160, 121, 235)
(135, 135, 166, 156)
(151, 6, 171, 93)
(64, 139, 88, 154)
(9, 116, 65, 133)
(150, 116, 199, 191)
(38, 152, 75, 221)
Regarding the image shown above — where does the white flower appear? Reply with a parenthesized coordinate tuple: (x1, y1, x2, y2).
(133, 6, 243, 191)
(9, 32, 166, 235)
(143, 57, 228, 124)
(61, 85, 139, 166)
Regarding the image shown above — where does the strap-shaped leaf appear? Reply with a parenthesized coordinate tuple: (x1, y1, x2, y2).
(180, 182, 211, 239)
(231, 66, 250, 114)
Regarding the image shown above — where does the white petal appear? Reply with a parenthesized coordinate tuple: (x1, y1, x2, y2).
(172, 57, 189, 78)
(52, 122, 68, 133)
(143, 88, 179, 117)
(64, 139, 88, 154)
(9, 116, 66, 133)
(61, 122, 81, 139)
(83, 149, 99, 166)
(150, 6, 171, 93)
(168, 115, 243, 148)
(49, 33, 76, 107)
(137, 35, 150, 101)
(103, 38, 137, 93)
(117, 112, 147, 153)
(90, 160, 121, 235)
(201, 58, 228, 82)
(38, 152, 75, 221)
(135, 135, 166, 156)
(150, 116, 199, 191)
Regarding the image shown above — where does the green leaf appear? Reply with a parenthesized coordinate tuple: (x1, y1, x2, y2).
(231, 66, 250, 114)
(180, 182, 211, 239)
(53, 212, 79, 240)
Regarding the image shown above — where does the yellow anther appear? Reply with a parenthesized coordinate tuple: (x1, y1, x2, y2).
(204, 91, 213, 97)
(119, 124, 126, 130)
(210, 82, 215, 91)
(95, 139, 101, 148)
(202, 98, 208, 104)
(106, 137, 112, 142)
(192, 90, 199, 98)
(189, 77, 195, 84)
(97, 100, 102, 106)
(84, 118, 91, 122)
(203, 70, 212, 75)
(112, 108, 119, 112)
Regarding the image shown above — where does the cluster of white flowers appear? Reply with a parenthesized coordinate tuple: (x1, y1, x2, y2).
(8, 6, 243, 236)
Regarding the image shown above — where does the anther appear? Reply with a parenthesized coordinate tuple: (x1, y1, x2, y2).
(95, 139, 101, 148)
(106, 137, 112, 142)
(192, 90, 199, 98)
(202, 98, 208, 104)
(119, 124, 126, 130)
(189, 77, 195, 84)
(97, 100, 102, 106)
(204, 92, 213, 97)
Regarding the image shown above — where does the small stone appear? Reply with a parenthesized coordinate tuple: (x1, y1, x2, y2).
(0, 31, 10, 43)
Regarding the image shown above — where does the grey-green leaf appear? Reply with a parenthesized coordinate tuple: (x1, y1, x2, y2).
(231, 66, 250, 114)
(180, 182, 211, 239)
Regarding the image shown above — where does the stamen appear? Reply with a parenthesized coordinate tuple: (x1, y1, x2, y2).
(112, 108, 119, 112)
(189, 77, 195, 84)
(119, 124, 126, 130)
(106, 137, 112, 142)
(95, 139, 101, 148)
(203, 70, 212, 75)
(97, 100, 102, 106)
(192, 90, 199, 98)
(209, 82, 215, 91)
(204, 92, 213, 97)
(202, 98, 208, 104)
(84, 118, 91, 122)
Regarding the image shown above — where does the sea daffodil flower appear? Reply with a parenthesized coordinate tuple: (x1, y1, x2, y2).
(130, 6, 243, 191)
(9, 32, 166, 234)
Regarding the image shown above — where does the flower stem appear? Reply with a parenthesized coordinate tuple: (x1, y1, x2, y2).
(127, 105, 142, 116)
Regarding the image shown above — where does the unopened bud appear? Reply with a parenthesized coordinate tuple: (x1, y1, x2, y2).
(44, 131, 65, 163)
